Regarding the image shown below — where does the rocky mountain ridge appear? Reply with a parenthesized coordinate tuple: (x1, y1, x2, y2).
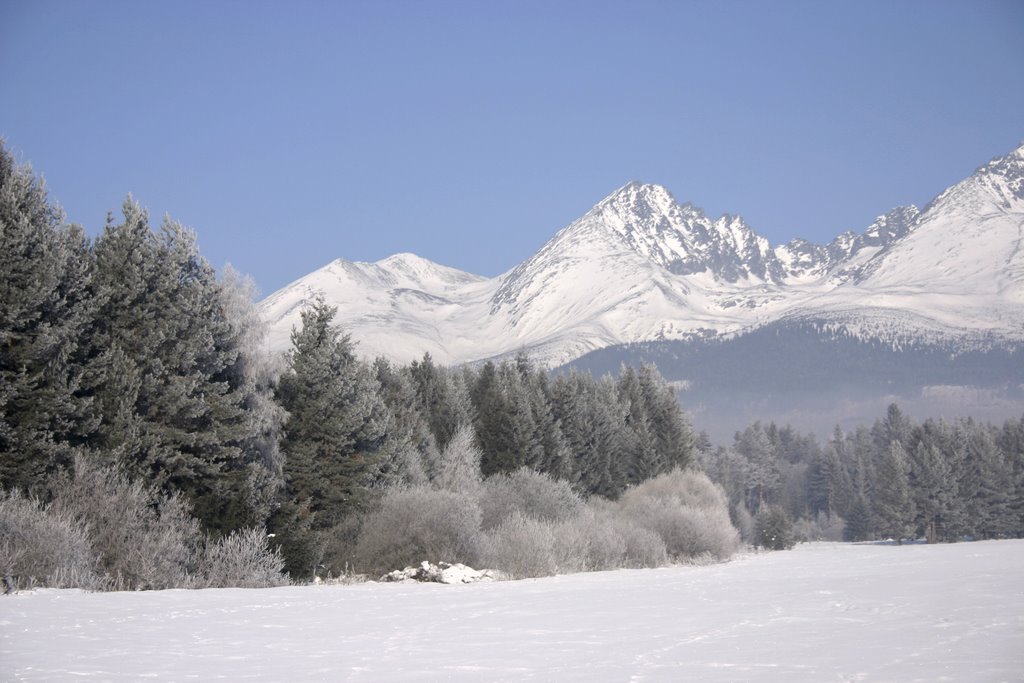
(259, 142, 1024, 367)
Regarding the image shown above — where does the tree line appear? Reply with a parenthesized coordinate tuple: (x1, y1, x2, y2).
(698, 404, 1024, 545)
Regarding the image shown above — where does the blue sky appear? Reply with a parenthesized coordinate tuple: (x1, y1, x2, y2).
(2, 0, 1022, 294)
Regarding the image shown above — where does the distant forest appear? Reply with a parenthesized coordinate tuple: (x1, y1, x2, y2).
(2, 141, 1022, 591)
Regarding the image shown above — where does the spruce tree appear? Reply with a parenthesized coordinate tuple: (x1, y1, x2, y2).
(90, 203, 260, 532)
(872, 442, 915, 543)
(0, 143, 97, 492)
(275, 299, 389, 529)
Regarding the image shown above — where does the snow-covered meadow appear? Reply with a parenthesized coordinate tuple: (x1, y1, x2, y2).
(3, 541, 1022, 681)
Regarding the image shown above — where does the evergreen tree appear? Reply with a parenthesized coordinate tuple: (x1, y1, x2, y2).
(551, 371, 625, 497)
(371, 358, 434, 487)
(734, 423, 781, 514)
(0, 143, 97, 492)
(525, 369, 571, 479)
(959, 420, 1013, 539)
(754, 505, 795, 550)
(90, 204, 257, 532)
(275, 299, 389, 528)
(616, 366, 662, 485)
(408, 353, 472, 450)
(909, 432, 955, 543)
(806, 447, 843, 519)
(872, 442, 915, 543)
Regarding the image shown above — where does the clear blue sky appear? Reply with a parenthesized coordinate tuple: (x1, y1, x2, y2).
(2, 0, 1022, 295)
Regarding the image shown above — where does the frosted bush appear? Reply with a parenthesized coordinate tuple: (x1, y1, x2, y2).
(433, 424, 483, 496)
(354, 485, 482, 575)
(49, 456, 203, 590)
(479, 468, 583, 530)
(0, 490, 104, 591)
(480, 512, 557, 579)
(202, 527, 289, 588)
(551, 508, 627, 572)
(617, 469, 740, 561)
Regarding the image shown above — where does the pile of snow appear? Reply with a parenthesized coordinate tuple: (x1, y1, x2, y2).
(2, 541, 1021, 681)
(380, 561, 506, 584)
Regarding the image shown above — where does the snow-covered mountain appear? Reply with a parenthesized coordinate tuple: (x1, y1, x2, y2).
(260, 142, 1024, 369)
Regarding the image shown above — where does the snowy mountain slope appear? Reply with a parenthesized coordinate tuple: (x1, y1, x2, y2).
(260, 142, 1024, 367)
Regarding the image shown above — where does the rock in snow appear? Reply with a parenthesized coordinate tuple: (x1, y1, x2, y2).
(381, 561, 506, 584)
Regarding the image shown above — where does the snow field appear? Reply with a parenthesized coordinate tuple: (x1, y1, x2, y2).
(2, 540, 1022, 681)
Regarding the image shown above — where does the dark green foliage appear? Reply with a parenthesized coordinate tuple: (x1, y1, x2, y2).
(754, 505, 796, 550)
(842, 495, 872, 542)
(0, 143, 97, 492)
(273, 299, 389, 573)
(89, 203, 273, 533)
(408, 353, 472, 451)
(551, 371, 625, 497)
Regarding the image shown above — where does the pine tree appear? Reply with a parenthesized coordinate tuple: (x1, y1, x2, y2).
(909, 433, 955, 543)
(754, 505, 795, 550)
(843, 494, 872, 542)
(872, 442, 915, 543)
(551, 371, 625, 497)
(959, 420, 1013, 539)
(616, 366, 662, 485)
(806, 447, 843, 519)
(371, 358, 435, 487)
(408, 353, 472, 451)
(472, 361, 522, 476)
(90, 205, 257, 532)
(734, 423, 781, 514)
(275, 299, 389, 528)
(0, 142, 97, 492)
(641, 364, 694, 472)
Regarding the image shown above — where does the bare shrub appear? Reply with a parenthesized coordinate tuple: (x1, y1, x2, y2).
(550, 508, 626, 573)
(480, 512, 556, 579)
(354, 485, 482, 576)
(618, 469, 739, 561)
(0, 490, 105, 591)
(49, 456, 203, 590)
(202, 527, 289, 588)
(587, 499, 670, 569)
(479, 468, 583, 530)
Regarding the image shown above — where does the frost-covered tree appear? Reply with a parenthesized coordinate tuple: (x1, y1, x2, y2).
(909, 431, 955, 543)
(432, 423, 484, 496)
(371, 358, 435, 487)
(0, 143, 97, 492)
(408, 353, 472, 451)
(734, 423, 781, 514)
(551, 371, 625, 497)
(89, 203, 260, 532)
(872, 442, 915, 543)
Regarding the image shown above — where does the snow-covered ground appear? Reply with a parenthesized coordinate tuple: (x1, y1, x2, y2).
(3, 541, 1022, 681)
